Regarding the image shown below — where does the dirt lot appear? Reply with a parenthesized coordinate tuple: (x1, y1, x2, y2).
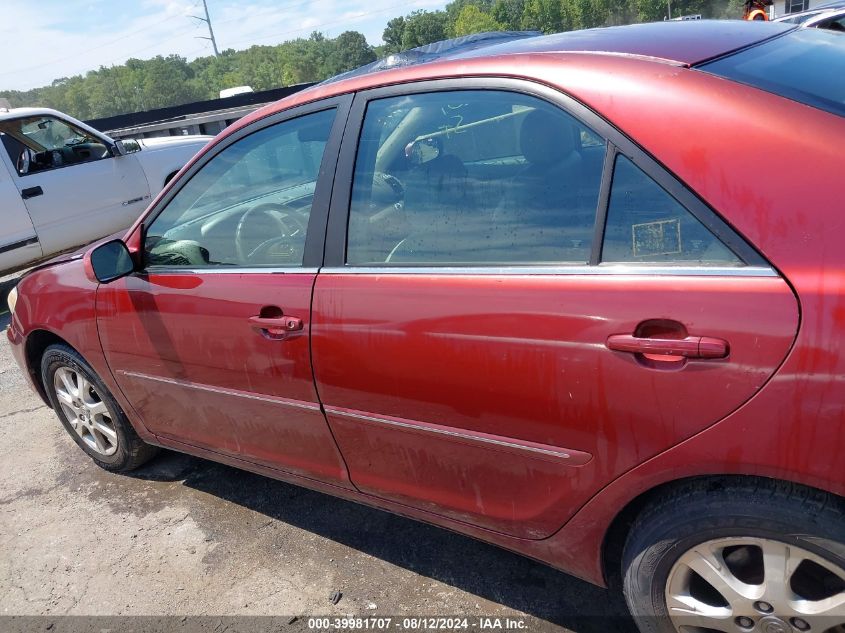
(0, 279, 634, 633)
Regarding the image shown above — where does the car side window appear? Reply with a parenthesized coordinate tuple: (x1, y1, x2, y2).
(601, 155, 741, 265)
(144, 108, 335, 269)
(346, 91, 604, 265)
(0, 116, 110, 175)
(819, 15, 845, 31)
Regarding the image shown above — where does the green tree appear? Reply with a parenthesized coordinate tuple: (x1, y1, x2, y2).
(572, 0, 610, 28)
(453, 5, 504, 35)
(382, 17, 406, 53)
(634, 0, 669, 21)
(325, 31, 377, 76)
(281, 33, 333, 85)
(521, 0, 563, 32)
(492, 0, 527, 29)
(401, 10, 450, 48)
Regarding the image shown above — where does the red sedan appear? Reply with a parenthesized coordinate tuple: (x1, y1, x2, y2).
(7, 20, 845, 631)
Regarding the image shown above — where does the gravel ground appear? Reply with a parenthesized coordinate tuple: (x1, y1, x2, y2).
(0, 282, 635, 633)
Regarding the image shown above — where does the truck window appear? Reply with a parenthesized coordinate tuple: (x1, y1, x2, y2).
(0, 116, 110, 176)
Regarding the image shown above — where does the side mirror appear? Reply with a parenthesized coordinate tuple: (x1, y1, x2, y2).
(89, 239, 135, 283)
(405, 136, 441, 166)
(16, 148, 32, 175)
(113, 139, 141, 156)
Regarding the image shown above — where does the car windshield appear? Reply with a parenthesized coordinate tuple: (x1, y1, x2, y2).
(698, 28, 845, 117)
(776, 10, 828, 23)
(0, 116, 96, 152)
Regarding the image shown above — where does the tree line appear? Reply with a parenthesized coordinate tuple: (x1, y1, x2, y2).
(0, 0, 743, 121)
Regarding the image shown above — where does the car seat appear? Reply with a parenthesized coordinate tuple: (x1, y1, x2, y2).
(387, 153, 474, 263)
(490, 109, 594, 262)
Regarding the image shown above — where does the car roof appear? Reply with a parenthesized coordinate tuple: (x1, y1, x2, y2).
(443, 20, 794, 67)
(0, 107, 69, 121)
(321, 21, 795, 90)
(321, 21, 791, 86)
(233, 20, 797, 139)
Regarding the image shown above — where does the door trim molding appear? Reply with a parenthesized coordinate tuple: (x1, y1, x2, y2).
(0, 236, 38, 255)
(117, 370, 321, 411)
(318, 265, 777, 277)
(324, 405, 593, 465)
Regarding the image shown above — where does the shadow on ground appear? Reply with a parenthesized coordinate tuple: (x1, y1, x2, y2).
(130, 451, 637, 633)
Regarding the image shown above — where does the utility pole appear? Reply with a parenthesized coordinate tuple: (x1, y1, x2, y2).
(190, 0, 220, 57)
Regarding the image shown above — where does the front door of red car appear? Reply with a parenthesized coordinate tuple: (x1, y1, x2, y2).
(310, 82, 799, 539)
(97, 97, 354, 487)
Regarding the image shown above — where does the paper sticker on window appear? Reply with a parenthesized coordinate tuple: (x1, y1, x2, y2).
(631, 218, 681, 257)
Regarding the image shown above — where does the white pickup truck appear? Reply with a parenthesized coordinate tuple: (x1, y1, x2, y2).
(0, 107, 211, 274)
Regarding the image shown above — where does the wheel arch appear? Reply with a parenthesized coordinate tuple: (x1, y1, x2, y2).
(600, 474, 845, 587)
(24, 329, 80, 406)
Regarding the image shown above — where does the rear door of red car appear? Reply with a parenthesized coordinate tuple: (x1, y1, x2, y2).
(309, 79, 799, 539)
(97, 96, 354, 487)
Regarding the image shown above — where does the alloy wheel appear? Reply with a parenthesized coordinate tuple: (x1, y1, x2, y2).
(666, 536, 845, 632)
(53, 366, 118, 456)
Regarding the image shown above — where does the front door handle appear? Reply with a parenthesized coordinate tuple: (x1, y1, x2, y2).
(248, 315, 303, 340)
(606, 334, 729, 359)
(21, 186, 43, 200)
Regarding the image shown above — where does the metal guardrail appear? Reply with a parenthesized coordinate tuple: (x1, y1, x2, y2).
(104, 103, 265, 139)
(85, 83, 314, 140)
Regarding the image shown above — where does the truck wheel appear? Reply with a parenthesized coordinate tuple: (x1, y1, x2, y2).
(41, 344, 158, 472)
(622, 479, 845, 633)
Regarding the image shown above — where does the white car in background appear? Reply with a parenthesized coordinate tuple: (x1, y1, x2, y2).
(774, 1, 845, 28)
(0, 107, 211, 274)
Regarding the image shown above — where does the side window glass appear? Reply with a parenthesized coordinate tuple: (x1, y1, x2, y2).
(0, 116, 110, 175)
(601, 156, 742, 265)
(346, 91, 604, 265)
(145, 108, 335, 268)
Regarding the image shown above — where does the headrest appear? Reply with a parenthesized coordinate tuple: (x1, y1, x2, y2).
(520, 109, 576, 167)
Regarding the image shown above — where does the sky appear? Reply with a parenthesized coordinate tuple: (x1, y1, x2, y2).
(0, 0, 446, 91)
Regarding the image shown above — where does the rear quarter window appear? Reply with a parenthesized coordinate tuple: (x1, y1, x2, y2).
(699, 28, 845, 117)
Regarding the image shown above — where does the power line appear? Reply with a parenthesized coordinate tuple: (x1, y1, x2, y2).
(190, 0, 220, 56)
(0, 13, 178, 78)
(3, 24, 203, 86)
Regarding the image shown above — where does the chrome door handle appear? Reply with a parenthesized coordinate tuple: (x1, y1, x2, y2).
(606, 334, 729, 359)
(248, 315, 303, 340)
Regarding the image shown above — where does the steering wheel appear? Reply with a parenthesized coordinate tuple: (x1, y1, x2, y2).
(234, 203, 309, 264)
(16, 148, 32, 175)
(373, 171, 405, 203)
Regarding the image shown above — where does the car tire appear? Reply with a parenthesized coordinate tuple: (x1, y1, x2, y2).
(622, 478, 845, 633)
(41, 343, 158, 472)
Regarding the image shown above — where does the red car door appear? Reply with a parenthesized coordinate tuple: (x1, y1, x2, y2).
(97, 98, 353, 487)
(310, 82, 799, 539)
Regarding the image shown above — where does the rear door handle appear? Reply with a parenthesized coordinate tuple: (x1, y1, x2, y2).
(606, 334, 729, 359)
(248, 315, 303, 340)
(21, 186, 43, 200)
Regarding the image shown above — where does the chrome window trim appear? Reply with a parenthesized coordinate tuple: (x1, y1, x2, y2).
(324, 406, 588, 463)
(318, 265, 777, 277)
(118, 371, 321, 411)
(140, 267, 320, 275)
(136, 265, 777, 277)
(325, 78, 770, 269)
